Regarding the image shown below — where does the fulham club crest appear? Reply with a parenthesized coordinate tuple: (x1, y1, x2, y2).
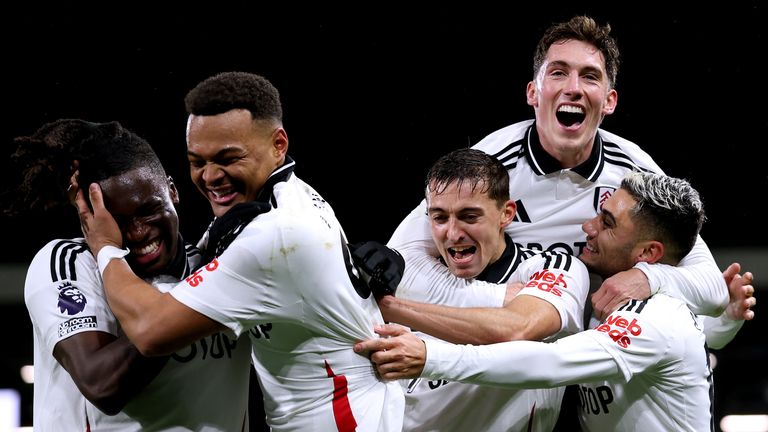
(593, 187, 615, 212)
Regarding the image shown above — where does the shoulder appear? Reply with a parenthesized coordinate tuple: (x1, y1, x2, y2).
(640, 294, 697, 325)
(30, 238, 94, 273)
(602, 295, 698, 340)
(516, 250, 590, 294)
(237, 203, 336, 250)
(521, 249, 587, 274)
(25, 238, 99, 310)
(273, 176, 335, 215)
(597, 128, 664, 173)
(472, 119, 533, 153)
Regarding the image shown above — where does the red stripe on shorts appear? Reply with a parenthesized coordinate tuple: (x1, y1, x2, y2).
(325, 360, 357, 432)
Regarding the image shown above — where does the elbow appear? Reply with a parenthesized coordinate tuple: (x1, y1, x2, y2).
(129, 323, 175, 357)
(92, 399, 125, 416)
(479, 329, 520, 344)
(131, 332, 174, 357)
(490, 321, 550, 344)
(78, 382, 127, 415)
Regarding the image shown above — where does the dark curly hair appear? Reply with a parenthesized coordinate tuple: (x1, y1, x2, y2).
(2, 119, 165, 217)
(184, 71, 283, 122)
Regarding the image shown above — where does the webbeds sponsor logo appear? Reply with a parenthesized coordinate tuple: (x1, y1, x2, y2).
(58, 315, 98, 337)
(595, 314, 643, 348)
(525, 270, 567, 297)
(185, 258, 220, 287)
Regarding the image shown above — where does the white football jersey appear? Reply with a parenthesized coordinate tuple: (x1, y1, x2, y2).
(390, 120, 727, 317)
(25, 240, 252, 431)
(421, 294, 713, 432)
(170, 162, 404, 432)
(387, 119, 726, 430)
(399, 239, 591, 432)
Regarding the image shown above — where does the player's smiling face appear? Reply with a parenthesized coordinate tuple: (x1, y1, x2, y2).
(99, 167, 180, 278)
(527, 39, 617, 166)
(579, 189, 641, 278)
(186, 109, 287, 218)
(427, 180, 514, 279)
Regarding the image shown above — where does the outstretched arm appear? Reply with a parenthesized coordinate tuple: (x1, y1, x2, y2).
(355, 323, 620, 386)
(76, 184, 225, 356)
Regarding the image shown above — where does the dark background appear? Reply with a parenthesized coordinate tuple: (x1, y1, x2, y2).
(1, 2, 765, 429)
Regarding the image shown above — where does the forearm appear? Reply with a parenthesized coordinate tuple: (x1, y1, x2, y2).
(421, 333, 620, 387)
(86, 336, 169, 414)
(102, 258, 174, 354)
(380, 296, 535, 344)
(55, 333, 169, 415)
(702, 314, 745, 350)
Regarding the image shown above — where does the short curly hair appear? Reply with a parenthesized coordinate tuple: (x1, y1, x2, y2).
(184, 71, 283, 122)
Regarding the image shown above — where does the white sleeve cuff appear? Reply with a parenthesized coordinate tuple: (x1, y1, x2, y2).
(633, 261, 662, 295)
(422, 338, 460, 377)
(97, 245, 130, 276)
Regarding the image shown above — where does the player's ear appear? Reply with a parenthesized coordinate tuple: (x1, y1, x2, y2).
(168, 176, 180, 205)
(603, 88, 618, 116)
(635, 240, 664, 264)
(271, 127, 288, 158)
(501, 200, 516, 228)
(526, 81, 538, 107)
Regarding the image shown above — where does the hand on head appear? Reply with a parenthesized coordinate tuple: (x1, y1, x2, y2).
(74, 182, 124, 255)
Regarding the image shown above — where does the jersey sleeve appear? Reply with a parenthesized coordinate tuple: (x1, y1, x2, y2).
(580, 298, 677, 382)
(515, 253, 590, 336)
(24, 239, 120, 355)
(421, 331, 620, 388)
(171, 209, 377, 341)
(634, 236, 728, 317)
(700, 313, 745, 350)
(388, 200, 506, 308)
(388, 199, 438, 257)
(422, 296, 684, 388)
(169, 216, 302, 336)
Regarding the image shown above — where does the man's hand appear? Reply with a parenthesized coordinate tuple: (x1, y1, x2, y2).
(722, 262, 756, 321)
(353, 323, 425, 380)
(349, 241, 405, 297)
(592, 268, 650, 320)
(75, 183, 123, 255)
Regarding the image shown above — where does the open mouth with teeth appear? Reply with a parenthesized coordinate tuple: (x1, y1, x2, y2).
(557, 105, 585, 127)
(581, 242, 597, 258)
(448, 245, 477, 262)
(209, 189, 238, 205)
(130, 239, 163, 267)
